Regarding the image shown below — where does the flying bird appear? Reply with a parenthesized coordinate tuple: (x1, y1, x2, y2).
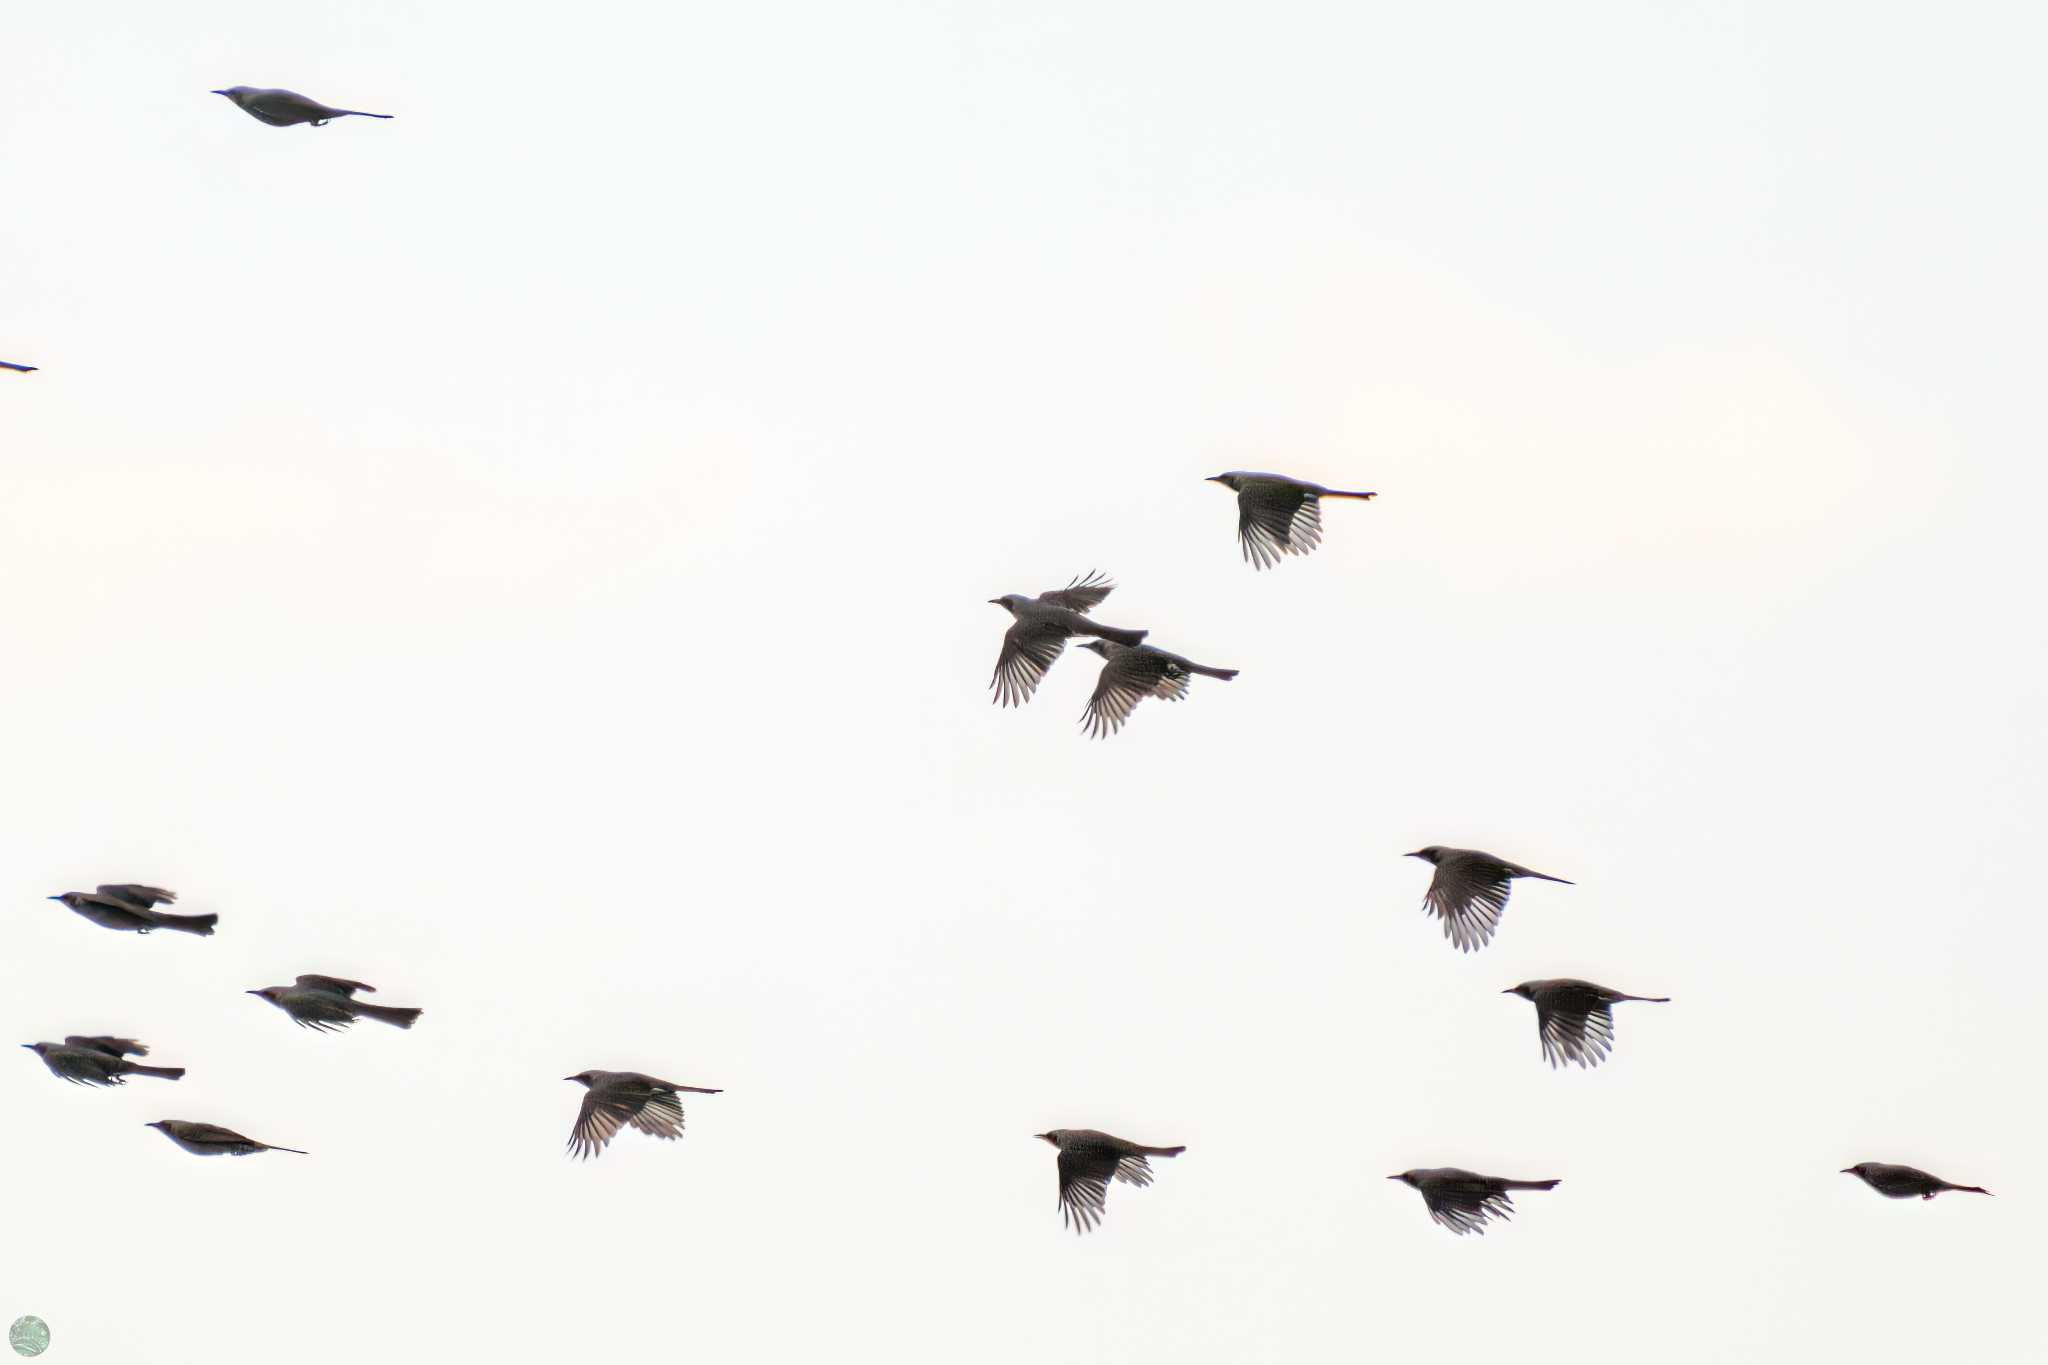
(1034, 1128, 1186, 1234)
(1076, 640, 1238, 737)
(988, 573, 1148, 707)
(1504, 979, 1668, 1069)
(1389, 1168, 1560, 1236)
(23, 1039, 184, 1086)
(247, 975, 422, 1032)
(211, 87, 393, 127)
(1204, 472, 1376, 570)
(1841, 1163, 1991, 1200)
(46, 886, 217, 937)
(1404, 847, 1571, 952)
(145, 1120, 305, 1156)
(1, 362, 34, 373)
(564, 1071, 722, 1160)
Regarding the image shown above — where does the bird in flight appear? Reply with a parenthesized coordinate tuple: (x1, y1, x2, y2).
(247, 976, 423, 1032)
(145, 1120, 305, 1156)
(1503, 979, 1668, 1069)
(1034, 1128, 1185, 1234)
(1204, 472, 1376, 570)
(1405, 847, 1571, 952)
(46, 885, 217, 937)
(1841, 1163, 1991, 1200)
(1389, 1167, 1560, 1236)
(988, 573, 1148, 708)
(564, 1070, 722, 1160)
(1076, 640, 1237, 738)
(212, 87, 393, 127)
(24, 1037, 184, 1085)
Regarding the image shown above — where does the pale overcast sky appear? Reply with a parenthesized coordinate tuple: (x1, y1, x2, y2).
(3, 3, 2044, 1362)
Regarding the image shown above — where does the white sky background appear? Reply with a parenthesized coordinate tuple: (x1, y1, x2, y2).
(3, 2, 2045, 1360)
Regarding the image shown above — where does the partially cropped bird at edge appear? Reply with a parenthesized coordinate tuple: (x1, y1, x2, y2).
(988, 572, 1148, 707)
(1205, 472, 1376, 570)
(1077, 641, 1237, 737)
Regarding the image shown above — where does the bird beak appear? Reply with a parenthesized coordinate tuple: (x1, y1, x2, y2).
(1403, 851, 1425, 859)
(19, 1044, 32, 1050)
(564, 1076, 578, 1082)
(1204, 475, 1225, 483)
(210, 89, 227, 96)
(1501, 988, 1516, 994)
(1385, 1174, 1403, 1181)
(1839, 1168, 1855, 1175)
(46, 895, 60, 901)
(987, 599, 1001, 606)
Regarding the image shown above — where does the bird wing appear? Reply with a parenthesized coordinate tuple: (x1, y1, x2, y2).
(1054, 1147, 1122, 1234)
(1236, 482, 1318, 569)
(176, 1123, 249, 1145)
(1112, 1154, 1156, 1187)
(991, 620, 1068, 707)
(294, 974, 374, 997)
(624, 1089, 687, 1141)
(1420, 1181, 1515, 1236)
(1534, 991, 1616, 1069)
(279, 991, 357, 1031)
(63, 1035, 145, 1058)
(96, 884, 176, 908)
(1080, 648, 1178, 738)
(568, 1085, 646, 1160)
(1423, 857, 1514, 952)
(1036, 572, 1115, 613)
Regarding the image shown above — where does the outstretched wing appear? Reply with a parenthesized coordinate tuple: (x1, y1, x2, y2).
(1236, 482, 1319, 570)
(1535, 991, 1616, 1069)
(625, 1089, 687, 1141)
(1423, 856, 1514, 952)
(294, 975, 375, 997)
(1421, 1183, 1516, 1236)
(992, 620, 1068, 707)
(1037, 571, 1115, 614)
(1081, 649, 1183, 738)
(568, 1087, 639, 1161)
(1055, 1147, 1122, 1234)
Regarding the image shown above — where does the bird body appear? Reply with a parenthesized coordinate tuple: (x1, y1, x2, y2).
(565, 1070, 722, 1160)
(988, 573, 1149, 707)
(1076, 640, 1238, 737)
(248, 975, 422, 1031)
(1034, 1128, 1185, 1233)
(48, 886, 216, 937)
(1405, 847, 1571, 952)
(146, 1120, 305, 1156)
(1390, 1167, 1559, 1235)
(1205, 471, 1376, 569)
(24, 1041, 183, 1085)
(212, 87, 392, 126)
(1505, 978, 1668, 1069)
(1841, 1162, 1990, 1200)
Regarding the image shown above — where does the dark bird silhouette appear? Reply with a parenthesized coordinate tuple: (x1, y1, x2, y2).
(1076, 641, 1238, 738)
(988, 573, 1149, 707)
(24, 1040, 183, 1085)
(212, 87, 392, 127)
(1390, 1168, 1560, 1236)
(247, 976, 422, 1032)
(145, 1120, 305, 1156)
(47, 886, 216, 937)
(2, 361, 35, 373)
(1204, 471, 1376, 570)
(564, 1071, 722, 1160)
(1405, 847, 1571, 952)
(1034, 1129, 1186, 1234)
(1841, 1163, 1991, 1200)
(1504, 979, 1668, 1069)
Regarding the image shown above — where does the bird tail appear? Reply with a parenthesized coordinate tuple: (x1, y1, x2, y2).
(1091, 625, 1148, 648)
(150, 911, 218, 936)
(1321, 489, 1377, 501)
(262, 1144, 309, 1155)
(1139, 1145, 1187, 1158)
(130, 1065, 185, 1081)
(340, 110, 394, 119)
(1523, 872, 1574, 886)
(355, 1003, 422, 1029)
(1946, 1184, 1993, 1196)
(1189, 664, 1239, 681)
(1502, 1178, 1560, 1191)
(1620, 995, 1672, 1004)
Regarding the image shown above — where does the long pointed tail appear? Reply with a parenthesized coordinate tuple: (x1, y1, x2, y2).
(130, 1065, 185, 1081)
(355, 1003, 422, 1029)
(263, 1144, 309, 1155)
(1189, 664, 1239, 680)
(1621, 995, 1672, 1004)
(1088, 624, 1148, 648)
(1520, 871, 1574, 886)
(1321, 489, 1377, 501)
(1502, 1178, 1560, 1191)
(150, 911, 218, 936)
(1947, 1184, 1993, 1196)
(341, 110, 394, 119)
(1139, 1144, 1187, 1158)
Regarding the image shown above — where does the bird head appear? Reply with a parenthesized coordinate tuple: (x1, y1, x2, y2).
(22, 1043, 48, 1055)
(1405, 847, 1444, 865)
(1205, 473, 1243, 491)
(1840, 1165, 1868, 1179)
(1034, 1131, 1062, 1146)
(565, 1071, 597, 1088)
(247, 987, 283, 1003)
(1503, 983, 1536, 1000)
(211, 87, 249, 102)
(1387, 1171, 1421, 1187)
(988, 594, 1026, 613)
(144, 1120, 169, 1132)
